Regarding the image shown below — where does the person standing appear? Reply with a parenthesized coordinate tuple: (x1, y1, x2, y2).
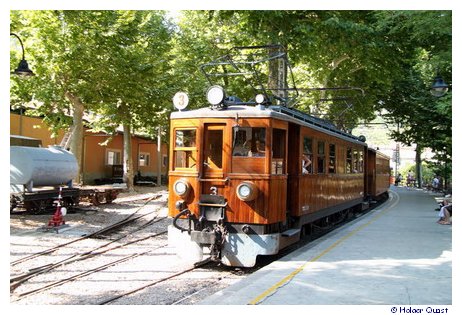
(432, 175, 440, 192)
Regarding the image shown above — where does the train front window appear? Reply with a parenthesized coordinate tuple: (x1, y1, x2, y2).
(174, 129, 197, 170)
(232, 127, 266, 173)
(232, 127, 266, 157)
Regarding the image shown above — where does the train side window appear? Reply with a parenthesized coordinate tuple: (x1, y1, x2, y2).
(317, 141, 325, 174)
(329, 144, 336, 174)
(302, 137, 313, 174)
(174, 129, 197, 170)
(272, 128, 286, 175)
(358, 150, 364, 173)
(353, 149, 359, 173)
(346, 148, 353, 173)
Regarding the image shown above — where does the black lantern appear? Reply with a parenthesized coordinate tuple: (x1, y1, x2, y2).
(10, 32, 34, 76)
(431, 75, 448, 97)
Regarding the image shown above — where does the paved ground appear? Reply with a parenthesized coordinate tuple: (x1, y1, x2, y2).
(200, 186, 453, 306)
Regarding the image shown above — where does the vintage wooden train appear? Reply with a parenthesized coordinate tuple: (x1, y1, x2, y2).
(167, 96, 390, 267)
(167, 46, 390, 267)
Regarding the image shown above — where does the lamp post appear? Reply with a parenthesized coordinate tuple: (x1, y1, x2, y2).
(10, 32, 34, 76)
(430, 75, 448, 97)
(430, 72, 450, 192)
(432, 73, 450, 191)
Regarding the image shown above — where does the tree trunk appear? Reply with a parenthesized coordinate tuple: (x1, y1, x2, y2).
(123, 123, 134, 191)
(415, 143, 422, 188)
(65, 91, 84, 185)
(267, 45, 288, 101)
(157, 126, 162, 187)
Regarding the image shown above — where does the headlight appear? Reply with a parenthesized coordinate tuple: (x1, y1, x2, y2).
(173, 179, 191, 198)
(255, 94, 266, 104)
(206, 85, 226, 106)
(236, 181, 258, 201)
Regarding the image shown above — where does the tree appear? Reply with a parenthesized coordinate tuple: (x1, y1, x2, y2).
(172, 11, 409, 128)
(10, 10, 173, 189)
(374, 11, 452, 188)
(11, 10, 451, 189)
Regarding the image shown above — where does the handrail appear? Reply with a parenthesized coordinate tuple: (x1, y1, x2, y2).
(198, 177, 229, 183)
(198, 202, 228, 208)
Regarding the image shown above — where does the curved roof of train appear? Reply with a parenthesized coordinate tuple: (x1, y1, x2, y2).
(171, 105, 367, 146)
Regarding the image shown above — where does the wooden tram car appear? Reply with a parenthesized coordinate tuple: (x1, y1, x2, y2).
(168, 46, 390, 267)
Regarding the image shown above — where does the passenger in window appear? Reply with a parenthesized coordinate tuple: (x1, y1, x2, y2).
(329, 159, 335, 173)
(253, 140, 266, 157)
(233, 140, 251, 156)
(302, 154, 312, 174)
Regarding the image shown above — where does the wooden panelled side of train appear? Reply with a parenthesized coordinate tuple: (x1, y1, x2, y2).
(167, 46, 391, 267)
(287, 123, 366, 224)
(167, 105, 390, 267)
(365, 148, 391, 199)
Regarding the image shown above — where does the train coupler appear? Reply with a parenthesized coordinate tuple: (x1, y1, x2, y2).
(191, 229, 220, 244)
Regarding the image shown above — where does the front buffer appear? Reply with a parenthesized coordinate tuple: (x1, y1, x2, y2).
(168, 193, 286, 267)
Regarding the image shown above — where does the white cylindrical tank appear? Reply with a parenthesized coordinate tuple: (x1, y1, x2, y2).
(10, 146, 78, 190)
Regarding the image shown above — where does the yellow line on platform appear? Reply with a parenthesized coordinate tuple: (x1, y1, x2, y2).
(248, 190, 400, 305)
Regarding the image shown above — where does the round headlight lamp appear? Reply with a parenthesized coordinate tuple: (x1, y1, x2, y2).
(255, 94, 266, 104)
(173, 179, 191, 198)
(206, 85, 226, 106)
(236, 181, 258, 202)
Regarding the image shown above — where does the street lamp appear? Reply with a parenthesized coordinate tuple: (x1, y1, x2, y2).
(10, 32, 34, 76)
(430, 75, 448, 97)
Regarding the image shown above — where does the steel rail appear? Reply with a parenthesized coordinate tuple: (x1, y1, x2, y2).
(11, 241, 168, 302)
(11, 194, 161, 266)
(10, 216, 166, 291)
(98, 258, 212, 305)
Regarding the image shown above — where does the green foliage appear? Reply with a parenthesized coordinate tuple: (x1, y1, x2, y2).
(10, 10, 174, 138)
(399, 162, 435, 186)
(10, 10, 451, 173)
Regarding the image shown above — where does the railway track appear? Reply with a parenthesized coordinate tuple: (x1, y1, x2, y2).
(10, 194, 169, 299)
(98, 258, 212, 305)
(11, 240, 168, 302)
(10, 226, 238, 305)
(10, 217, 167, 292)
(11, 194, 161, 267)
(10, 193, 386, 304)
(10, 191, 241, 305)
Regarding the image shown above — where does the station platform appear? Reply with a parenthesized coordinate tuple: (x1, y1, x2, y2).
(200, 186, 453, 305)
